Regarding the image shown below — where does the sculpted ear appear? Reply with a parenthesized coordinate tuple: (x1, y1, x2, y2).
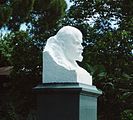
(59, 41, 65, 49)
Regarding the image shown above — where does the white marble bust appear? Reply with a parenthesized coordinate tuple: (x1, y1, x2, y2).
(42, 26, 92, 85)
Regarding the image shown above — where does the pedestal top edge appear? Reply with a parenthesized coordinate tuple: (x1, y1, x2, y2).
(33, 83, 102, 95)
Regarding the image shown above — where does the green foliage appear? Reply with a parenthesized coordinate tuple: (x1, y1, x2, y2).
(0, 102, 18, 120)
(0, 4, 12, 27)
(0, 0, 67, 120)
(0, 0, 67, 31)
(0, 34, 13, 66)
(121, 109, 133, 120)
(63, 0, 133, 119)
(10, 31, 41, 74)
(5, 103, 18, 120)
(85, 64, 107, 82)
(0, 31, 41, 120)
(29, 0, 67, 47)
(10, 31, 42, 120)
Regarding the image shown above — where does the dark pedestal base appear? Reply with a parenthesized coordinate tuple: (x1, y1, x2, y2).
(34, 83, 102, 120)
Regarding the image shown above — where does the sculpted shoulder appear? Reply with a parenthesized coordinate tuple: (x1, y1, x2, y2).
(43, 51, 77, 83)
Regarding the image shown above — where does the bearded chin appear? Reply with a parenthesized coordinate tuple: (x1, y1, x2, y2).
(76, 55, 83, 62)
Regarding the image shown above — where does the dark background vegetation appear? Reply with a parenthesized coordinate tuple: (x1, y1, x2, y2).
(0, 0, 132, 120)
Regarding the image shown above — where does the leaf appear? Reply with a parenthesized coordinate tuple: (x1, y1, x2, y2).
(120, 92, 133, 100)
(104, 82, 115, 91)
(122, 73, 133, 80)
(86, 64, 95, 75)
(121, 109, 133, 120)
(98, 72, 107, 77)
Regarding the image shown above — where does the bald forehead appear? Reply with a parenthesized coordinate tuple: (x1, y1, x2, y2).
(56, 26, 83, 43)
(57, 26, 82, 35)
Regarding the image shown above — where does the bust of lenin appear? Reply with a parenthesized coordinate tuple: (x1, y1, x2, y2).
(42, 26, 92, 85)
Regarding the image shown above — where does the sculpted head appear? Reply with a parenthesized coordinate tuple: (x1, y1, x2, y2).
(56, 26, 83, 62)
(44, 26, 84, 69)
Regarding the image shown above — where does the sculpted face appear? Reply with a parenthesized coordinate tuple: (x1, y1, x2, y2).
(64, 32, 83, 62)
(56, 26, 83, 62)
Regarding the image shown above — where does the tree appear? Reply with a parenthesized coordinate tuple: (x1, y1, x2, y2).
(62, 0, 133, 119)
(0, 0, 66, 29)
(0, 0, 67, 119)
(0, 0, 67, 65)
(0, 34, 12, 66)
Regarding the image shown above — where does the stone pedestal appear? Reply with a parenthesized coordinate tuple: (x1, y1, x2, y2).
(34, 83, 102, 120)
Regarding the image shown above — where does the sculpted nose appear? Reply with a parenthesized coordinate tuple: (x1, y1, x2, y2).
(78, 46, 83, 53)
(79, 45, 83, 50)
